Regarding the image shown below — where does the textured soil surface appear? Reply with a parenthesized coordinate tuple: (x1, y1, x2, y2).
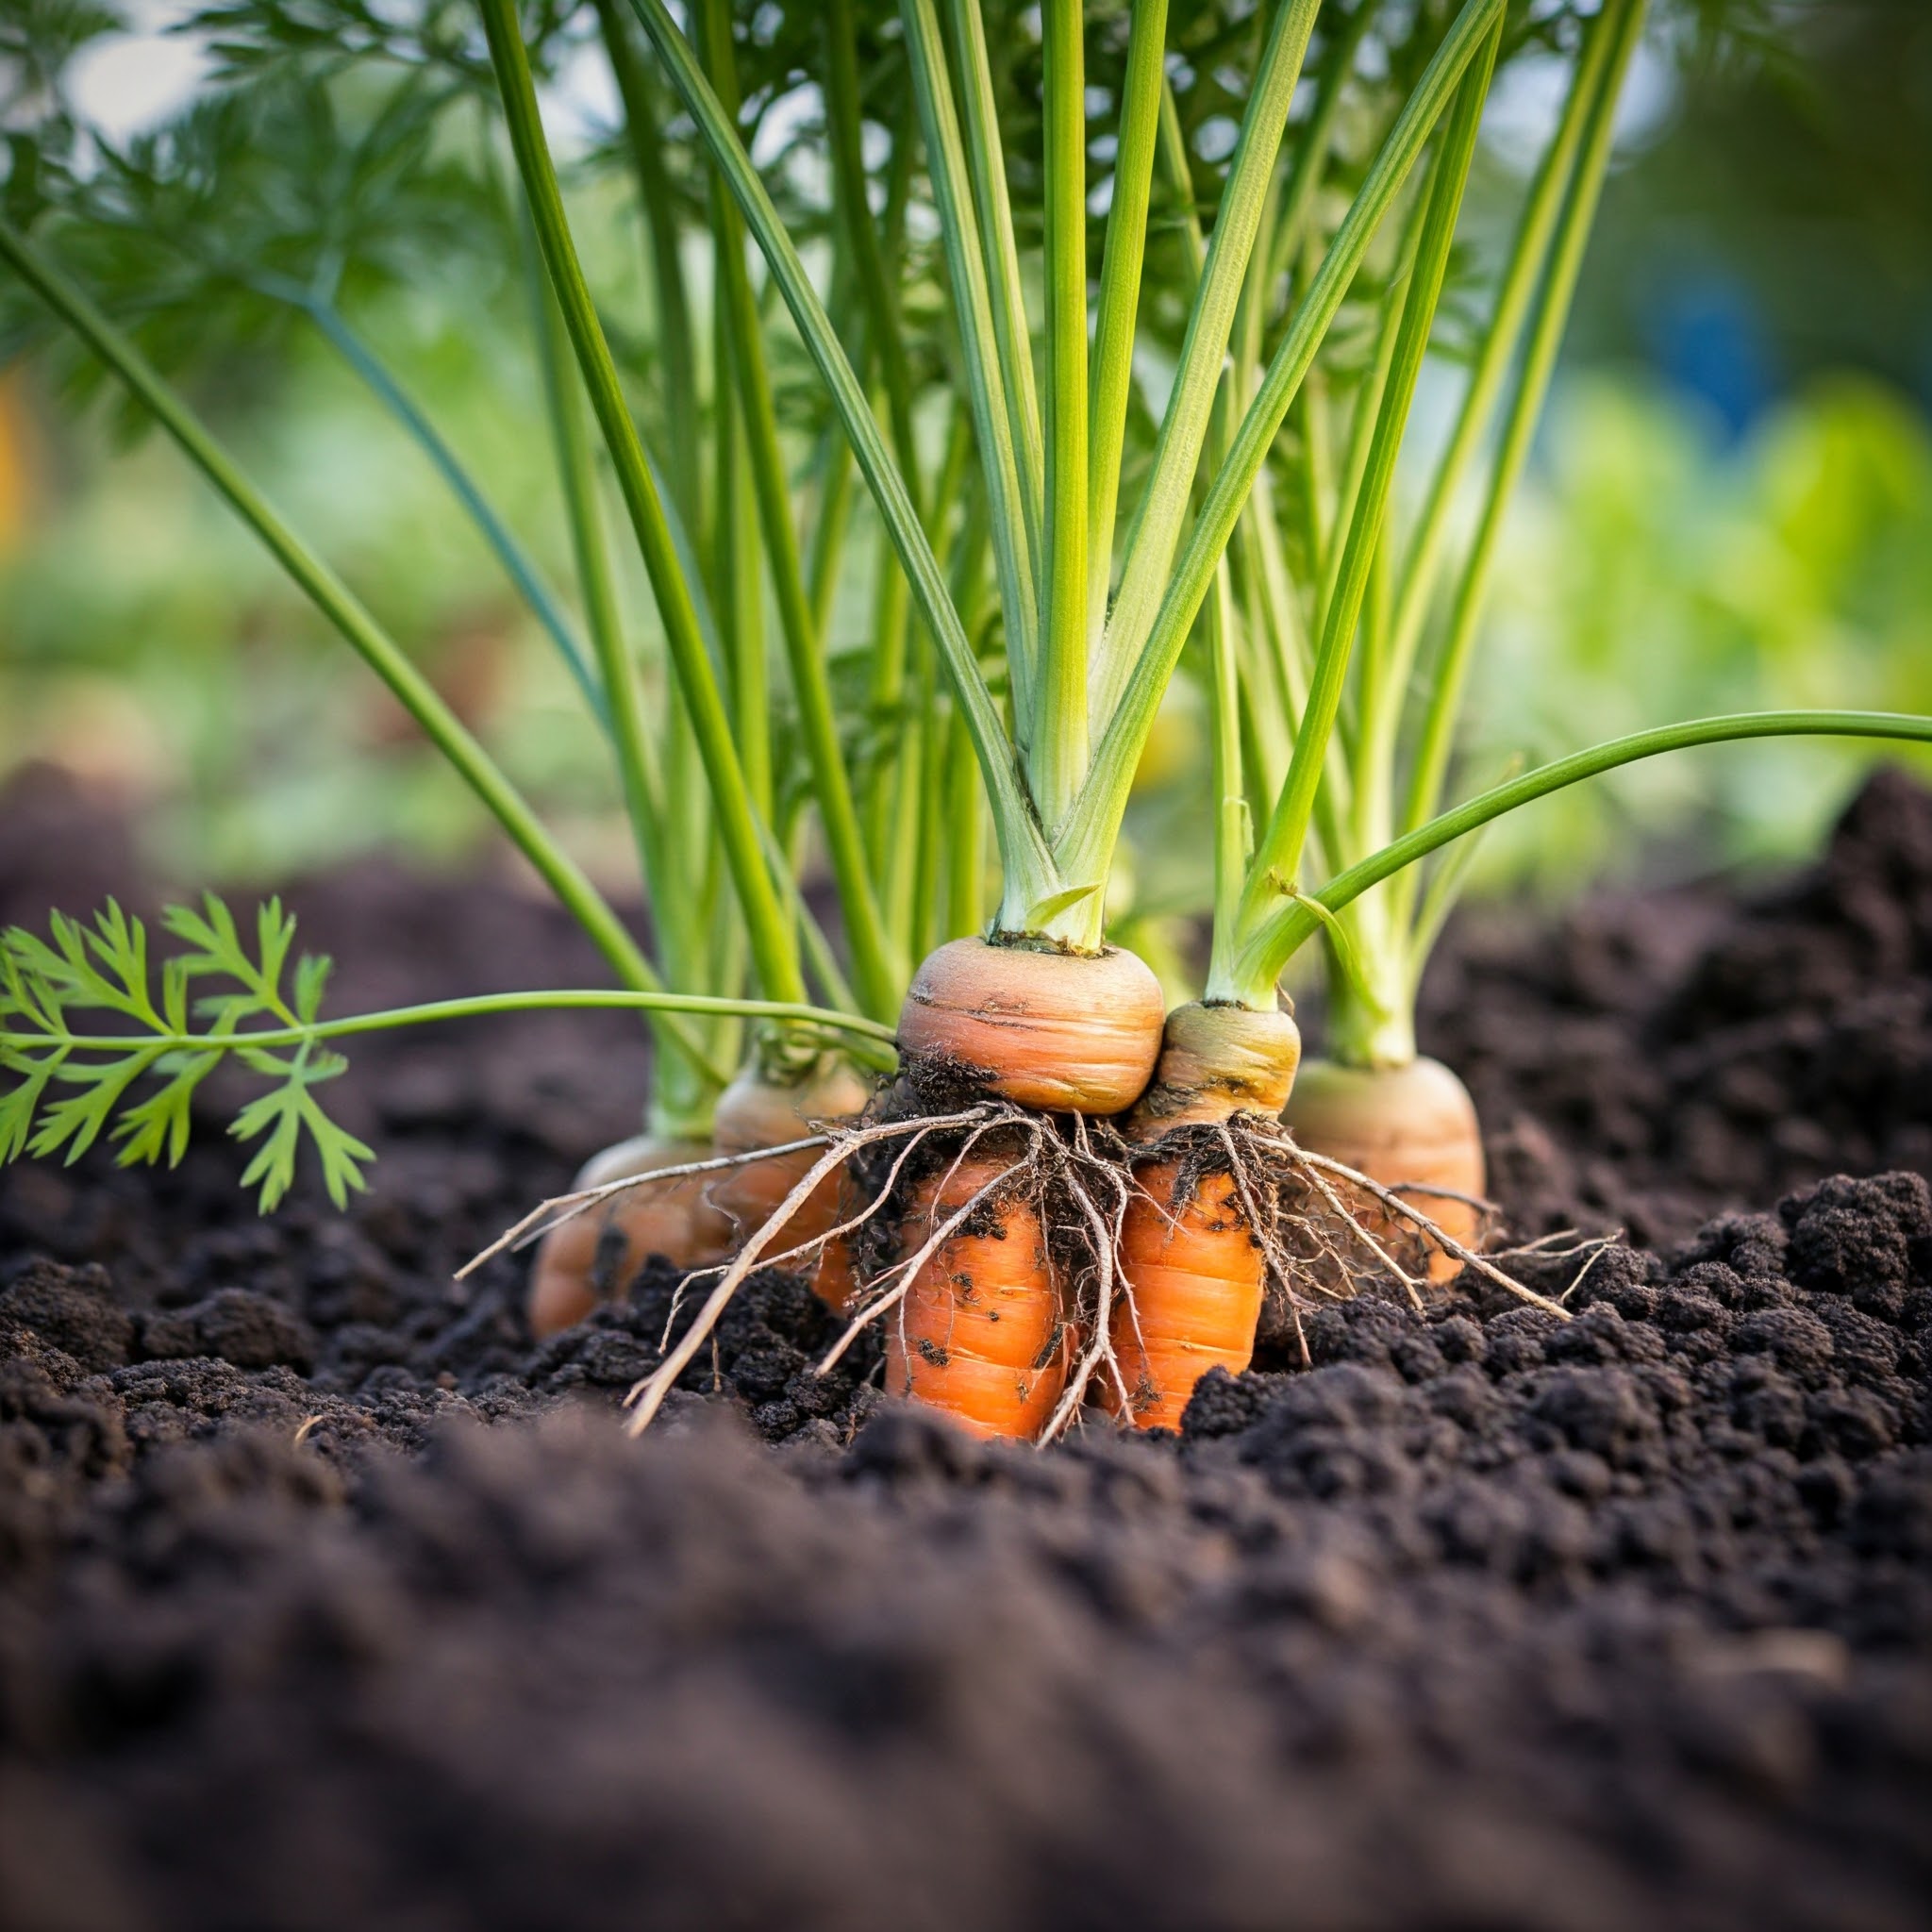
(2, 765, 1929, 1932)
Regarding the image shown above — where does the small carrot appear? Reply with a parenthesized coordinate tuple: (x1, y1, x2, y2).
(1283, 1055, 1485, 1282)
(884, 1154, 1069, 1442)
(527, 1134, 731, 1338)
(707, 1057, 874, 1300)
(1108, 1001, 1302, 1429)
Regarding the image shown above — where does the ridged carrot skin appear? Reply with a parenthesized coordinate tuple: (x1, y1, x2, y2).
(1282, 1055, 1485, 1282)
(885, 1155, 1069, 1441)
(527, 1135, 732, 1338)
(1108, 1163, 1264, 1430)
(897, 937, 1167, 1114)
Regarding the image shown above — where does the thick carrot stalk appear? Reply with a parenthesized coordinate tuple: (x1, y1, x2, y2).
(896, 937, 1166, 1114)
(527, 1135, 733, 1337)
(1108, 1163, 1265, 1430)
(1283, 1055, 1485, 1283)
(884, 1155, 1069, 1441)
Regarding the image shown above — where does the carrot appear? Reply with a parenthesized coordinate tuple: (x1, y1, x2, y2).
(1108, 1000, 1302, 1429)
(897, 936, 1167, 1114)
(883, 1154, 1069, 1442)
(1124, 1000, 1303, 1138)
(1282, 1055, 1486, 1282)
(870, 937, 1164, 1438)
(1108, 1164, 1264, 1430)
(707, 1056, 874, 1300)
(527, 1133, 732, 1338)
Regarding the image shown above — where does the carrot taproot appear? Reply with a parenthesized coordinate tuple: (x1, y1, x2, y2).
(527, 1133, 732, 1338)
(883, 1153, 1069, 1441)
(1108, 1163, 1264, 1430)
(1283, 1055, 1486, 1282)
(1107, 1000, 1302, 1429)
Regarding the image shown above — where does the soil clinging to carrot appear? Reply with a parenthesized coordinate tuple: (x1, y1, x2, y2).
(2, 764, 1930, 1932)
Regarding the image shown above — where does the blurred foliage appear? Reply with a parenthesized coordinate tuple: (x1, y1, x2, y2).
(1575, 0, 1932, 407)
(1468, 370, 1932, 893)
(1, 0, 1924, 917)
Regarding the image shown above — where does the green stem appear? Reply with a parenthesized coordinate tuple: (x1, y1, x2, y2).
(1054, 0, 1507, 897)
(1232, 710, 1932, 995)
(1400, 0, 1648, 843)
(626, 0, 1064, 935)
(0, 215, 712, 1067)
(1203, 558, 1248, 997)
(1266, 0, 1376, 291)
(481, 0, 806, 1007)
(1233, 24, 1499, 948)
(1094, 0, 1322, 735)
(1086, 0, 1169, 658)
(1034, 0, 1090, 830)
(702, 0, 898, 1021)
(1377, 0, 1625, 738)
(530, 265, 666, 884)
(898, 0, 1041, 734)
(282, 285, 607, 724)
(37, 987, 897, 1066)
(594, 0, 702, 525)
(825, 0, 924, 498)
(943, 0, 1045, 577)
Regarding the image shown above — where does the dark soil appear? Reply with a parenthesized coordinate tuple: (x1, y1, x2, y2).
(3, 763, 1929, 1932)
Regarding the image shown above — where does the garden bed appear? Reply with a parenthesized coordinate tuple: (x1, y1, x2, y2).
(2, 764, 1928, 1932)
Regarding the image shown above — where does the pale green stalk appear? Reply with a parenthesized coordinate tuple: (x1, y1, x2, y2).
(595, 0, 701, 524)
(1055, 0, 1507, 899)
(1093, 0, 1322, 734)
(1361, 0, 1628, 809)
(942, 0, 1044, 571)
(1033, 0, 1090, 829)
(1233, 712, 1932, 989)
(1085, 0, 1169, 660)
(897, 0, 1041, 733)
(625, 0, 1067, 936)
(269, 281, 605, 724)
(480, 0, 808, 1006)
(1266, 0, 1377, 291)
(1401, 0, 1647, 842)
(0, 215, 735, 1078)
(701, 0, 898, 1021)
(1202, 557, 1249, 996)
(38, 987, 897, 1067)
(825, 0, 923, 496)
(1224, 24, 1501, 999)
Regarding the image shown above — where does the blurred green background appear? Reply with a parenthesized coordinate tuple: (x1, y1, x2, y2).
(2, 0, 1928, 910)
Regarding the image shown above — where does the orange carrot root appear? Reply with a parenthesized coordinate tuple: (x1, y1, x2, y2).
(706, 1058, 873, 1303)
(527, 1134, 732, 1339)
(896, 937, 1166, 1114)
(1282, 1056, 1487, 1284)
(1108, 1161, 1264, 1431)
(1125, 1000, 1302, 1138)
(884, 1153, 1069, 1442)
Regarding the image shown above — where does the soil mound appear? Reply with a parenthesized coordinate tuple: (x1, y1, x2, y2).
(3, 766, 1930, 1931)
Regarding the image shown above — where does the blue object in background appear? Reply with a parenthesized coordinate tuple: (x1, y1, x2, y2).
(1644, 273, 1775, 441)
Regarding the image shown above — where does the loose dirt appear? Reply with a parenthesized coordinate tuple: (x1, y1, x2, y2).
(2, 763, 1928, 1932)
